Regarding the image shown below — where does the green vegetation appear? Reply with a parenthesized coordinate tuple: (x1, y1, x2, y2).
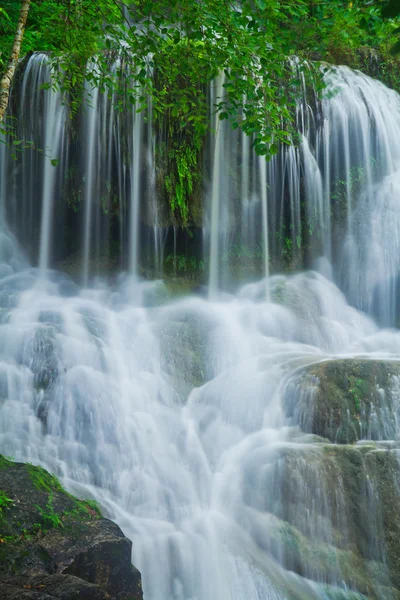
(0, 490, 13, 513)
(1, 0, 400, 224)
(165, 254, 205, 275)
(0, 457, 102, 543)
(26, 463, 64, 493)
(289, 359, 400, 444)
(0, 456, 13, 470)
(35, 492, 63, 529)
(331, 161, 378, 221)
(33, 492, 100, 529)
(0, 455, 141, 600)
(348, 377, 365, 413)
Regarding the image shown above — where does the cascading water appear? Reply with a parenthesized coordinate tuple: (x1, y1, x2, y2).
(81, 78, 101, 285)
(1, 54, 68, 267)
(3, 58, 400, 599)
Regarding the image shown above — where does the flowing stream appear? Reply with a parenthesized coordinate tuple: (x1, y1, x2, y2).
(1, 59, 400, 599)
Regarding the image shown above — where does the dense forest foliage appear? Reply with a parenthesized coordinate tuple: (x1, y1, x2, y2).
(1, 0, 400, 220)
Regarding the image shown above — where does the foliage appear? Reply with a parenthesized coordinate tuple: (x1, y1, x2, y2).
(164, 142, 201, 224)
(165, 253, 205, 274)
(26, 463, 64, 493)
(348, 377, 365, 413)
(35, 492, 63, 529)
(0, 456, 14, 470)
(35, 493, 101, 530)
(1, 0, 400, 221)
(79, 498, 101, 517)
(0, 490, 13, 513)
(382, 0, 400, 54)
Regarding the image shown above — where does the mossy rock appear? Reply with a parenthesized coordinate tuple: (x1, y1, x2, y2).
(259, 513, 378, 597)
(0, 456, 142, 599)
(285, 359, 400, 443)
(251, 442, 400, 598)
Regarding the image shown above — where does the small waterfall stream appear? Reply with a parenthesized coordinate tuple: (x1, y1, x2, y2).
(2, 58, 400, 599)
(82, 79, 101, 285)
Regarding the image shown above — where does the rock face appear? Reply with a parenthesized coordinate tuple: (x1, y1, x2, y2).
(159, 308, 212, 397)
(254, 441, 400, 599)
(260, 358, 400, 599)
(0, 456, 143, 600)
(284, 359, 400, 443)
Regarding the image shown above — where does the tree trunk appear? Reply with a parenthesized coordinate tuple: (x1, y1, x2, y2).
(0, 0, 31, 123)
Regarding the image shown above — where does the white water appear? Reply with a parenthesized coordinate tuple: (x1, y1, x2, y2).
(207, 76, 228, 298)
(129, 99, 144, 276)
(37, 56, 67, 273)
(258, 154, 270, 299)
(5, 59, 400, 312)
(82, 80, 100, 285)
(2, 60, 400, 598)
(0, 230, 399, 599)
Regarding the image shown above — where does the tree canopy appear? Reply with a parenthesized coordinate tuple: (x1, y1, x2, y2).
(1, 1, 400, 138)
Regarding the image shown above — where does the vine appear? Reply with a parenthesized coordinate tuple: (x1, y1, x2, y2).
(153, 38, 207, 227)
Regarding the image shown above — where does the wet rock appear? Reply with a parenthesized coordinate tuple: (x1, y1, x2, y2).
(159, 309, 212, 396)
(252, 442, 400, 599)
(0, 574, 110, 599)
(22, 327, 59, 394)
(285, 359, 400, 443)
(0, 456, 143, 600)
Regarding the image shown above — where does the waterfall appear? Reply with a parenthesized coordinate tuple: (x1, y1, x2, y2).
(82, 80, 100, 284)
(128, 102, 143, 277)
(0, 132, 6, 222)
(3, 56, 400, 599)
(258, 153, 270, 299)
(4, 56, 400, 314)
(36, 56, 67, 273)
(1, 54, 67, 267)
(208, 77, 225, 297)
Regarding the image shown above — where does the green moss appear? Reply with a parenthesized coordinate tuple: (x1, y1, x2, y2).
(0, 489, 13, 521)
(35, 493, 63, 530)
(25, 464, 65, 493)
(67, 497, 102, 520)
(164, 254, 205, 278)
(318, 585, 368, 600)
(268, 514, 376, 596)
(163, 277, 201, 298)
(0, 456, 13, 470)
(287, 359, 400, 443)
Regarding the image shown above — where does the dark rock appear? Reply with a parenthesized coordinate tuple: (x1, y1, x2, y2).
(0, 574, 109, 599)
(0, 456, 143, 599)
(284, 359, 400, 443)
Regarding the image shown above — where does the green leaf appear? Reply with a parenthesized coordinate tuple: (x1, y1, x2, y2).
(270, 143, 278, 155)
(0, 7, 11, 22)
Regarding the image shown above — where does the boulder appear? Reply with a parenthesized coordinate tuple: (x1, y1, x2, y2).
(248, 441, 400, 599)
(284, 359, 400, 443)
(0, 456, 142, 600)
